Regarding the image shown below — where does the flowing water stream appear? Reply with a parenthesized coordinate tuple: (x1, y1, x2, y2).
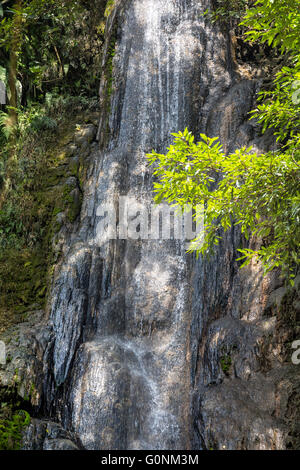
(42, 0, 262, 450)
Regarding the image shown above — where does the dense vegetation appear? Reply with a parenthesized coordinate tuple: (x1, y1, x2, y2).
(0, 0, 107, 186)
(148, 0, 300, 281)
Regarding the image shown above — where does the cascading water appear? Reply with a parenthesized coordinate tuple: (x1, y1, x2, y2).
(36, 0, 284, 451)
(44, 0, 212, 450)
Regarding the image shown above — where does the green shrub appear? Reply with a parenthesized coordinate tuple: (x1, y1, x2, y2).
(220, 355, 232, 375)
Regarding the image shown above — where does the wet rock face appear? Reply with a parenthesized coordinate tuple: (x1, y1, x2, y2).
(13, 0, 298, 450)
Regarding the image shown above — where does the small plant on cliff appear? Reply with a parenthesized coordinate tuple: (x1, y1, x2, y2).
(104, 0, 115, 18)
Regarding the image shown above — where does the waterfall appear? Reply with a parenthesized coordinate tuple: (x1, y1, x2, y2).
(37, 0, 281, 451)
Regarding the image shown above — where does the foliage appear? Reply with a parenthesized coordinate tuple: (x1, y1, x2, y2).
(203, 0, 249, 27)
(252, 59, 300, 147)
(0, 3, 105, 332)
(0, 94, 95, 321)
(28, 114, 57, 132)
(0, 409, 30, 450)
(241, 0, 300, 53)
(0, 92, 97, 239)
(220, 354, 232, 375)
(104, 0, 115, 18)
(0, 109, 14, 140)
(242, 0, 300, 148)
(0, 0, 107, 105)
(0, 0, 107, 209)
